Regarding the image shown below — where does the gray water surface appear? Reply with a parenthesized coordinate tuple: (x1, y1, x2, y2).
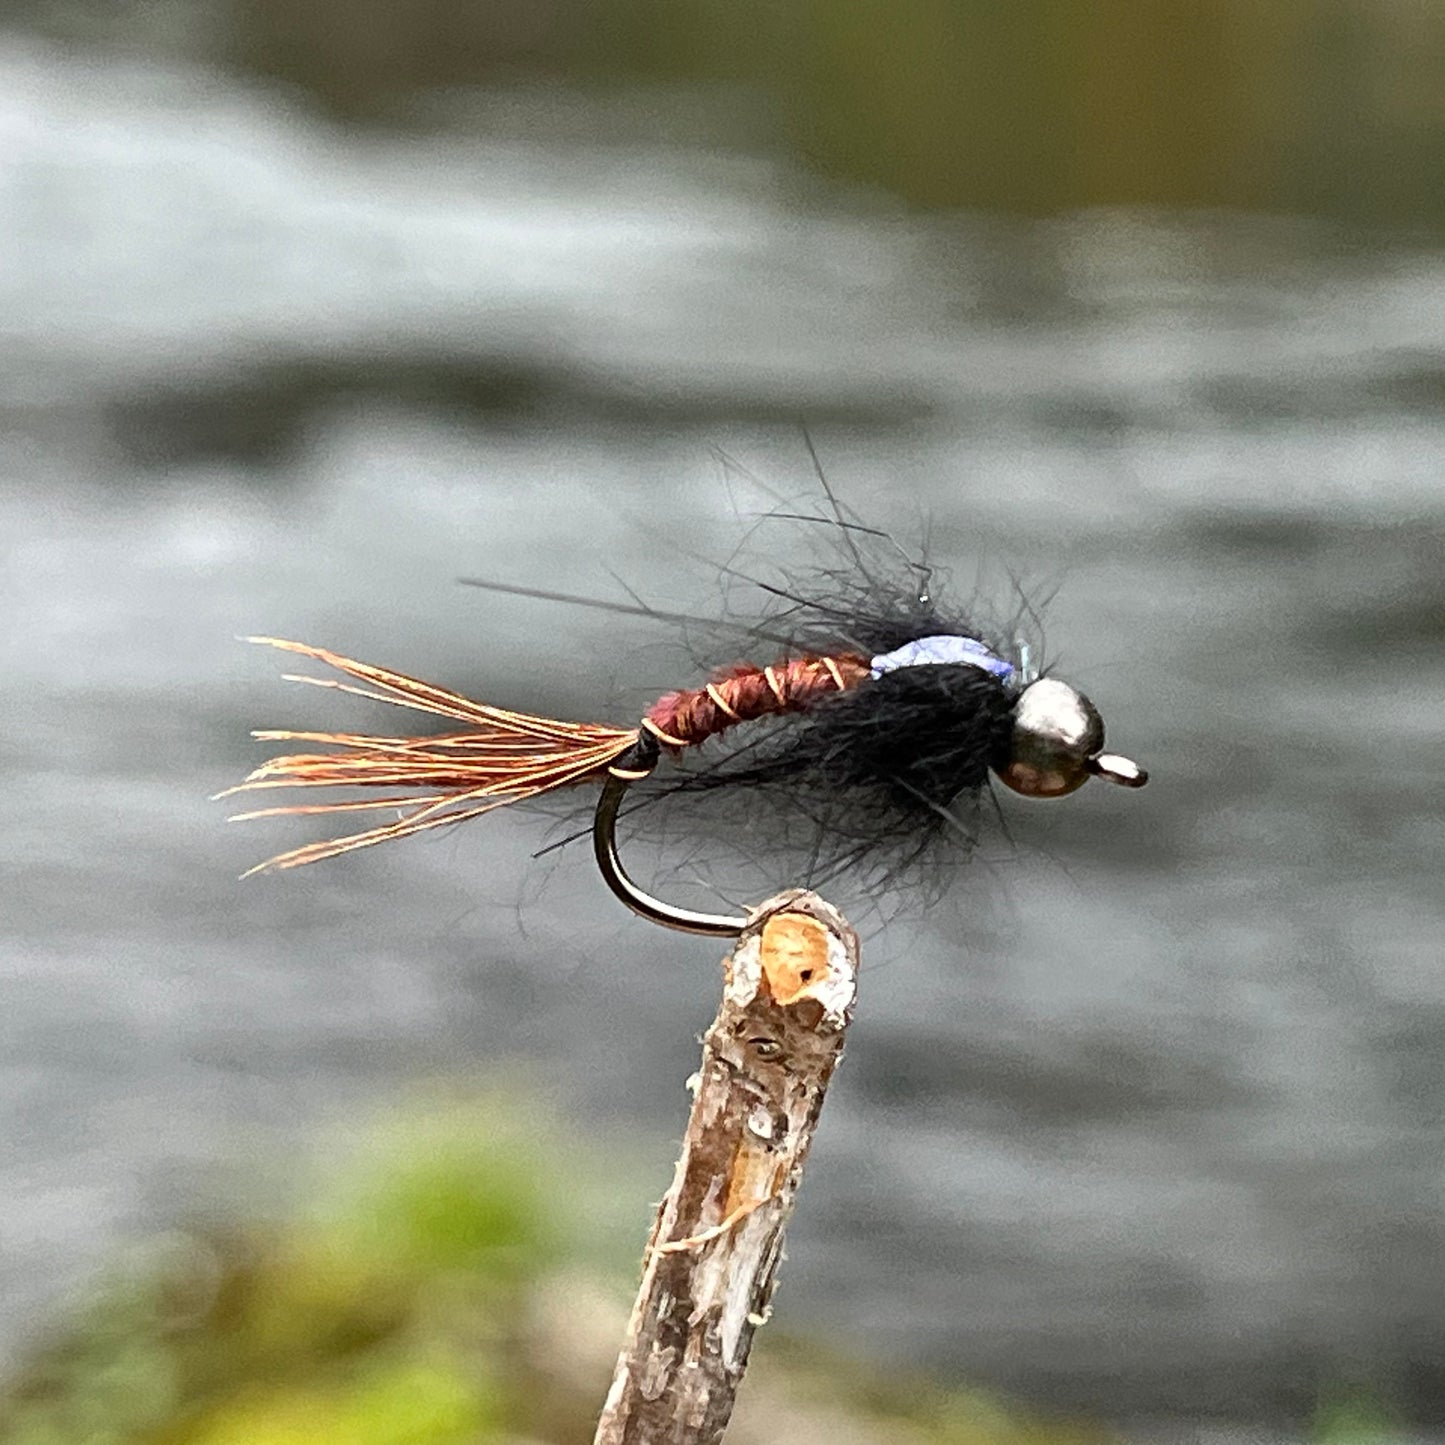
(2, 36, 1443, 1437)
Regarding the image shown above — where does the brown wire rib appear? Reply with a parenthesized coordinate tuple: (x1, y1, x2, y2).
(642, 653, 870, 748)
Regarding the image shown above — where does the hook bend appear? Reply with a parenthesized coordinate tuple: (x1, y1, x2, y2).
(592, 737, 748, 937)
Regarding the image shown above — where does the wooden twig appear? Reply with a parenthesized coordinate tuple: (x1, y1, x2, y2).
(593, 889, 859, 1445)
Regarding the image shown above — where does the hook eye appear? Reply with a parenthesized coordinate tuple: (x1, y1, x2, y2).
(1086, 751, 1149, 788)
(592, 739, 747, 937)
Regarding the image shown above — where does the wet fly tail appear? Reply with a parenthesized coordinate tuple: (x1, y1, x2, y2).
(217, 638, 639, 874)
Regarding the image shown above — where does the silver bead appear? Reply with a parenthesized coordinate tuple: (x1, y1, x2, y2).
(994, 678, 1148, 798)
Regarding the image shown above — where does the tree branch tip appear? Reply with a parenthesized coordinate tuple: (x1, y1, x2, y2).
(593, 891, 858, 1444)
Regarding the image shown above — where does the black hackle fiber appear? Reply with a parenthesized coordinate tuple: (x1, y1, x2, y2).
(622, 500, 1031, 894)
(509, 473, 1042, 897)
(655, 657, 1015, 892)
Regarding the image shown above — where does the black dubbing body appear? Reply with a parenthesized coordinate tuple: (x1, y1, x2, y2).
(627, 524, 1035, 888)
(663, 658, 1016, 888)
(791, 662, 1014, 806)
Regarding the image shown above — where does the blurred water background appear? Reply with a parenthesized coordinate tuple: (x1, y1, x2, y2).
(2, 2, 1443, 1440)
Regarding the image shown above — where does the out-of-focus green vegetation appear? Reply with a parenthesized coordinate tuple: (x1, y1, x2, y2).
(227, 0, 1445, 225)
(1314, 1388, 1409, 1445)
(0, 1089, 1114, 1445)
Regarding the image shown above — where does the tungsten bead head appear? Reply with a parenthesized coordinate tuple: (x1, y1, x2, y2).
(995, 678, 1148, 798)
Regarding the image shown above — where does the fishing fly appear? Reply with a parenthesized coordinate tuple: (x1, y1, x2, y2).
(222, 518, 1148, 936)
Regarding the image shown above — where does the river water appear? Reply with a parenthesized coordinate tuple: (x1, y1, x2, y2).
(2, 33, 1442, 1439)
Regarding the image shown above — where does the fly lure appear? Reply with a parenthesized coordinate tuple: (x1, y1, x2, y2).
(223, 563, 1148, 936)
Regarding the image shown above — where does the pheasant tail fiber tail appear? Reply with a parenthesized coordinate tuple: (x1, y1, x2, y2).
(219, 638, 639, 873)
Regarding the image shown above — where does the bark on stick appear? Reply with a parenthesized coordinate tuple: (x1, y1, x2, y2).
(593, 889, 859, 1445)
